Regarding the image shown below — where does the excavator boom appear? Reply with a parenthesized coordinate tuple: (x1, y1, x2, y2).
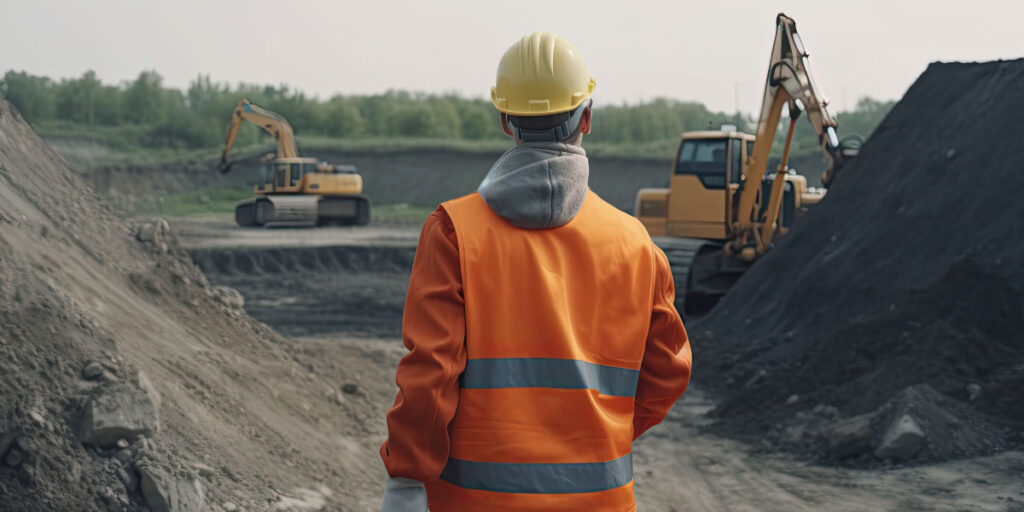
(634, 13, 858, 318)
(218, 99, 299, 173)
(734, 13, 845, 252)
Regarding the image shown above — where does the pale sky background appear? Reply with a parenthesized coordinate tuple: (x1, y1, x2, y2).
(2, 0, 1022, 114)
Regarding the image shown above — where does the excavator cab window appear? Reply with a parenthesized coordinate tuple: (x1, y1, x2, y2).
(675, 139, 728, 189)
(289, 163, 304, 186)
(275, 163, 288, 188)
(261, 162, 274, 184)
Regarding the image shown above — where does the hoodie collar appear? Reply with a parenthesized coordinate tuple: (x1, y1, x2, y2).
(477, 142, 589, 229)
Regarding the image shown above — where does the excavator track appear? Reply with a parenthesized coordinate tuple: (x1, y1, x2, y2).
(653, 237, 750, 319)
(234, 198, 259, 227)
(652, 237, 709, 317)
(317, 195, 370, 226)
(234, 195, 371, 228)
(257, 195, 320, 227)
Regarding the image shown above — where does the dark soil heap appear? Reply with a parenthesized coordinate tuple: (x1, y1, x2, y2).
(694, 59, 1024, 464)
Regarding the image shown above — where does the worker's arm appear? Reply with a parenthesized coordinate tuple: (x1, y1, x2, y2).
(633, 246, 692, 439)
(380, 208, 466, 493)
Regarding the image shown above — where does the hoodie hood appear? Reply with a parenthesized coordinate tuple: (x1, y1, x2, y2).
(477, 142, 589, 229)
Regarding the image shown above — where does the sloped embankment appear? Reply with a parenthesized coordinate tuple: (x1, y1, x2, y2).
(188, 244, 416, 338)
(695, 59, 1024, 465)
(0, 99, 390, 509)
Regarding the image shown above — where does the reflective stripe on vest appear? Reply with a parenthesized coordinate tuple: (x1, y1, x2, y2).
(441, 453, 633, 494)
(462, 357, 640, 397)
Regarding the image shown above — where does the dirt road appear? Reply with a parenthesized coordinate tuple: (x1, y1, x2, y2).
(289, 333, 1024, 512)
(174, 216, 420, 250)
(634, 394, 1024, 512)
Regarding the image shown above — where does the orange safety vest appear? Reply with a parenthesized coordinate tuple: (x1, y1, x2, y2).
(426, 191, 658, 512)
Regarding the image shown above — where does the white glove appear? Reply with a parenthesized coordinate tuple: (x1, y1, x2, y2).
(380, 477, 428, 512)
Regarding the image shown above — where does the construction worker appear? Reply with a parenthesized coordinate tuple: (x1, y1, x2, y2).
(380, 32, 691, 511)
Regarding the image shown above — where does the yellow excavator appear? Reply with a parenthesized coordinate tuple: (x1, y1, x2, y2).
(635, 13, 861, 317)
(218, 99, 370, 227)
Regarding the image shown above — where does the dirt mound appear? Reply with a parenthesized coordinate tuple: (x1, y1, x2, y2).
(0, 100, 389, 509)
(695, 60, 1024, 464)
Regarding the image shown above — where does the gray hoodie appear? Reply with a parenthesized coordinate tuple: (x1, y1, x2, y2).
(477, 142, 589, 229)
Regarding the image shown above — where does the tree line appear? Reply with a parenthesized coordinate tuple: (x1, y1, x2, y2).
(0, 69, 891, 151)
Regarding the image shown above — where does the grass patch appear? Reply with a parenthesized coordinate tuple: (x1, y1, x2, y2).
(133, 186, 253, 217)
(371, 203, 435, 225)
(40, 122, 677, 169)
(132, 185, 433, 225)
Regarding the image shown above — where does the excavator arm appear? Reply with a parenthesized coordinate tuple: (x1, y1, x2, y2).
(218, 99, 299, 173)
(732, 13, 846, 255)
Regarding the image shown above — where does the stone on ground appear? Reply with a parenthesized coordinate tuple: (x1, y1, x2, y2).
(139, 463, 205, 512)
(826, 413, 875, 460)
(875, 414, 926, 461)
(79, 384, 160, 448)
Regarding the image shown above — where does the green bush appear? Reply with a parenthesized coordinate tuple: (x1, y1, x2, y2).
(0, 69, 893, 159)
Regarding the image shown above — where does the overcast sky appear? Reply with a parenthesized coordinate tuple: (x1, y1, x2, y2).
(2, 0, 1022, 114)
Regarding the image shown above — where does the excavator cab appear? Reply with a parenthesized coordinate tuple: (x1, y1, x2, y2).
(637, 130, 754, 240)
(634, 13, 859, 318)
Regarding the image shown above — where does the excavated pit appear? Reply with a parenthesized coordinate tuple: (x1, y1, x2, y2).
(188, 244, 415, 337)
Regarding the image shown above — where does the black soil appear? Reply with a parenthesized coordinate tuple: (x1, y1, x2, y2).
(694, 59, 1024, 461)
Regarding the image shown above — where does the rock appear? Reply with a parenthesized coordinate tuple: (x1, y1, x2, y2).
(97, 485, 129, 512)
(27, 410, 47, 428)
(136, 219, 172, 245)
(812, 404, 839, 420)
(0, 429, 18, 459)
(137, 223, 158, 243)
(82, 361, 105, 380)
(116, 465, 137, 491)
(113, 448, 135, 465)
(222, 502, 237, 512)
(875, 414, 926, 461)
(139, 464, 205, 512)
(785, 394, 800, 406)
(4, 446, 24, 467)
(79, 385, 159, 448)
(4, 437, 31, 467)
(116, 439, 130, 449)
(744, 369, 767, 388)
(157, 219, 171, 238)
(826, 413, 875, 459)
(211, 286, 245, 310)
(780, 424, 806, 445)
(341, 383, 360, 395)
(191, 462, 216, 479)
(966, 383, 982, 402)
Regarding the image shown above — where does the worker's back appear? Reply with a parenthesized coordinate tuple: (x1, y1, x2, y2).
(380, 32, 690, 512)
(428, 190, 656, 511)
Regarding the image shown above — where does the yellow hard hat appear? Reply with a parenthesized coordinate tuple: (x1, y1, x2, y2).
(491, 32, 596, 116)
